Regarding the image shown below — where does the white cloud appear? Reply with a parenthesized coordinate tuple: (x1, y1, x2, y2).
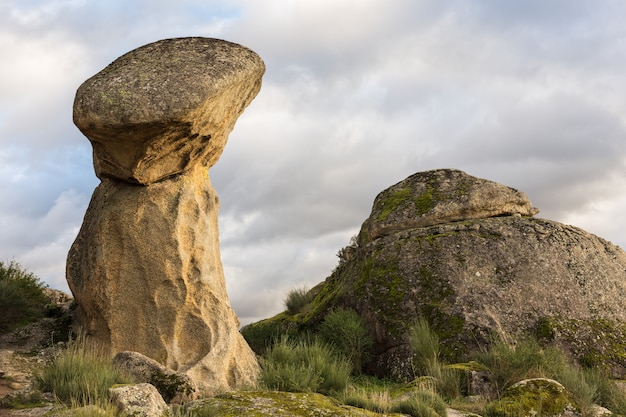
(1, 0, 626, 324)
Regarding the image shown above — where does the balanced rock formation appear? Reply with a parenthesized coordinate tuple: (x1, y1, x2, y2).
(67, 38, 264, 395)
(246, 169, 626, 380)
(361, 169, 539, 242)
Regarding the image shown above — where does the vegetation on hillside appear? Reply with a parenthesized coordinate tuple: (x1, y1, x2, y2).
(244, 286, 626, 417)
(0, 261, 49, 334)
(3, 262, 626, 416)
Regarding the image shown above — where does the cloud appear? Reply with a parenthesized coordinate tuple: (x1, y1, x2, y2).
(2, 0, 626, 325)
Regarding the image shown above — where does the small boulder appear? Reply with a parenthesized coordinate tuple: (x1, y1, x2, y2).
(486, 378, 580, 417)
(112, 351, 194, 403)
(109, 383, 168, 417)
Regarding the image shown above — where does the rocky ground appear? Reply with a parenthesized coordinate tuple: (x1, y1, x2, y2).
(0, 347, 56, 416)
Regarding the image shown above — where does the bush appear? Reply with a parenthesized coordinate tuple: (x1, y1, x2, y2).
(259, 336, 351, 395)
(284, 286, 312, 315)
(0, 261, 49, 334)
(35, 336, 129, 406)
(318, 308, 373, 373)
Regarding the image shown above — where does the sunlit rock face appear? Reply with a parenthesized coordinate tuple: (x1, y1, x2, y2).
(67, 37, 264, 396)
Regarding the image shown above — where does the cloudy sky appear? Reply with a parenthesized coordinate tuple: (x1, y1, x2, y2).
(2, 0, 626, 325)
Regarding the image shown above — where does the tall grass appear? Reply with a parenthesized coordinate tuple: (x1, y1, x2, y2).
(284, 286, 312, 315)
(472, 336, 626, 414)
(259, 336, 351, 395)
(318, 308, 373, 373)
(472, 337, 568, 397)
(391, 390, 448, 417)
(409, 318, 461, 400)
(35, 335, 129, 406)
(343, 376, 448, 416)
(342, 380, 393, 413)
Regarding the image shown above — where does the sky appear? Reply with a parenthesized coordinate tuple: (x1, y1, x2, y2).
(1, 0, 626, 325)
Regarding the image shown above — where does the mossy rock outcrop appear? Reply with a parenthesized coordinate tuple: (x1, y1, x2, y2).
(485, 378, 580, 417)
(187, 391, 405, 416)
(244, 169, 626, 380)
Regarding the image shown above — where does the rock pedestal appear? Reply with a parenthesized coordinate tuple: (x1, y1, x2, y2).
(67, 37, 264, 395)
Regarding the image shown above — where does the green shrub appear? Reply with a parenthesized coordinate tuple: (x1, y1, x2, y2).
(391, 390, 448, 417)
(35, 336, 129, 406)
(284, 286, 312, 315)
(0, 261, 49, 334)
(259, 336, 351, 395)
(318, 308, 373, 373)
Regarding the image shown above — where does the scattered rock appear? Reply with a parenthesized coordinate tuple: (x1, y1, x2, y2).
(113, 351, 194, 403)
(67, 37, 264, 395)
(0, 289, 73, 352)
(109, 383, 168, 417)
(0, 318, 71, 352)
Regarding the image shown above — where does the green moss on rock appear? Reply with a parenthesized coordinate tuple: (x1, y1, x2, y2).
(376, 187, 413, 221)
(190, 391, 404, 416)
(485, 378, 580, 417)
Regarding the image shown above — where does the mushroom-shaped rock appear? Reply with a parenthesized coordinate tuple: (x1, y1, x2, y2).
(67, 38, 263, 396)
(73, 37, 265, 184)
(363, 169, 539, 242)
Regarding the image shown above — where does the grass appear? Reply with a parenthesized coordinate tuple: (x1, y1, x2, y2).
(342, 376, 448, 416)
(391, 390, 448, 417)
(259, 336, 351, 395)
(284, 286, 312, 315)
(34, 335, 130, 407)
(472, 336, 626, 414)
(342, 378, 395, 413)
(318, 308, 373, 373)
(409, 318, 461, 400)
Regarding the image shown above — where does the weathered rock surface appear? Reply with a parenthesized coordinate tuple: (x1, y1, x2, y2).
(66, 37, 263, 395)
(112, 351, 194, 403)
(362, 169, 539, 242)
(109, 383, 168, 417)
(187, 391, 406, 416)
(486, 378, 580, 417)
(246, 169, 626, 380)
(73, 37, 264, 185)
